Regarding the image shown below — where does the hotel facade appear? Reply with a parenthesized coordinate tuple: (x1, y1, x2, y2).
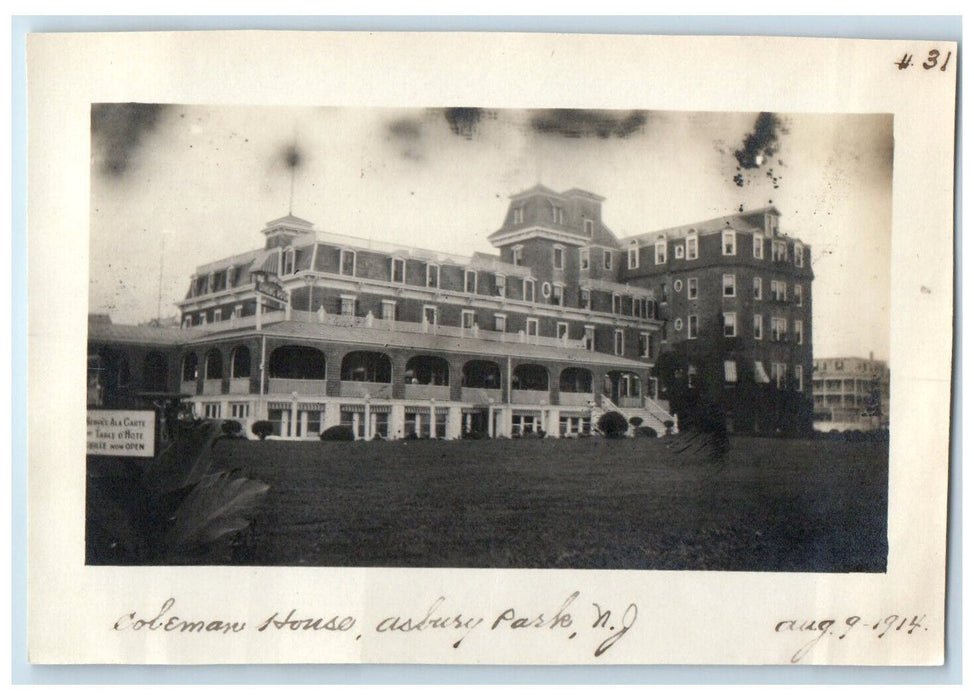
(87, 185, 813, 439)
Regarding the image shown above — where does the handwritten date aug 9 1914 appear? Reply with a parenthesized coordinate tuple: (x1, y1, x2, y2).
(775, 614, 929, 663)
(113, 593, 638, 658)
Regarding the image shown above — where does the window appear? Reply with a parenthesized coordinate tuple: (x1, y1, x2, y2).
(213, 308, 222, 322)
(524, 279, 536, 302)
(766, 212, 778, 237)
(795, 365, 804, 391)
(753, 277, 763, 300)
(426, 263, 439, 288)
(723, 312, 737, 337)
(628, 245, 640, 269)
(526, 318, 539, 337)
(584, 220, 594, 236)
(557, 322, 569, 340)
(686, 233, 699, 260)
(391, 258, 405, 283)
(541, 281, 552, 299)
(723, 274, 736, 297)
(614, 329, 624, 356)
(553, 246, 565, 270)
(794, 284, 803, 306)
(688, 315, 698, 339)
(674, 318, 684, 331)
(725, 361, 738, 383)
(675, 244, 685, 259)
(674, 279, 683, 293)
(771, 316, 787, 342)
(461, 310, 476, 329)
(513, 207, 524, 225)
(423, 305, 437, 327)
(654, 239, 666, 265)
(495, 274, 506, 297)
(722, 229, 737, 255)
(612, 294, 622, 315)
(580, 249, 590, 271)
(773, 240, 788, 262)
(753, 233, 764, 259)
(283, 248, 296, 275)
(512, 246, 523, 266)
(639, 332, 652, 358)
(773, 362, 788, 389)
(203, 402, 221, 419)
(688, 365, 698, 389)
(794, 319, 803, 345)
(794, 243, 804, 268)
(494, 314, 506, 332)
(340, 249, 355, 276)
(464, 269, 477, 293)
(230, 402, 250, 419)
(660, 282, 668, 303)
(603, 250, 613, 270)
(552, 205, 564, 224)
(381, 300, 396, 321)
(340, 295, 356, 317)
(552, 284, 564, 306)
(583, 325, 595, 351)
(580, 288, 591, 310)
(688, 277, 698, 299)
(753, 314, 763, 339)
(771, 280, 787, 302)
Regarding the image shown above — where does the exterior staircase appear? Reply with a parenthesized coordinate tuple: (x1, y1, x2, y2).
(594, 394, 678, 436)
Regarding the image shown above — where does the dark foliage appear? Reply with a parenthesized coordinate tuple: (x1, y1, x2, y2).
(635, 426, 658, 438)
(251, 420, 274, 440)
(320, 425, 355, 442)
(598, 411, 629, 438)
(628, 416, 644, 427)
(221, 420, 243, 436)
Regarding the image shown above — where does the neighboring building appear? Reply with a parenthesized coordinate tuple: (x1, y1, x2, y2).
(87, 186, 814, 439)
(812, 354, 890, 433)
(621, 206, 814, 436)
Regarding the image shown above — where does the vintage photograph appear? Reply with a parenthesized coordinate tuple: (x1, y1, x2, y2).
(85, 105, 893, 571)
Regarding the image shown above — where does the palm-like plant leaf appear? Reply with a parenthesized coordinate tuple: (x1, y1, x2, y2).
(163, 471, 270, 554)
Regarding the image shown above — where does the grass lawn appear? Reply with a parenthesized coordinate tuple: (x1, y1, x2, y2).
(214, 436, 888, 571)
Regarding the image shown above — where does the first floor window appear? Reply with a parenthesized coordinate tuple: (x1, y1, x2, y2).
(526, 318, 539, 336)
(552, 284, 564, 306)
(340, 249, 355, 276)
(462, 310, 476, 329)
(372, 411, 390, 438)
(391, 258, 405, 283)
(640, 332, 652, 358)
(524, 279, 535, 302)
(381, 300, 397, 321)
(754, 277, 763, 300)
(723, 312, 737, 337)
(464, 269, 477, 293)
(584, 326, 595, 351)
(771, 316, 787, 342)
(614, 329, 624, 356)
(426, 264, 439, 288)
(203, 402, 221, 419)
(494, 314, 506, 332)
(557, 322, 569, 339)
(424, 305, 437, 327)
(688, 315, 698, 339)
(794, 365, 804, 391)
(340, 295, 356, 316)
(753, 314, 763, 340)
(794, 319, 804, 345)
(723, 274, 736, 297)
(230, 402, 250, 419)
(794, 284, 803, 306)
(688, 278, 698, 299)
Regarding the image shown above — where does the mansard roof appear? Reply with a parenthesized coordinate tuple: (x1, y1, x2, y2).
(633, 206, 784, 243)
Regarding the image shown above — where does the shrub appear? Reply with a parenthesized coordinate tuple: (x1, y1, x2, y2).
(635, 426, 658, 438)
(462, 430, 487, 440)
(598, 411, 629, 438)
(663, 419, 675, 436)
(320, 425, 355, 442)
(221, 420, 243, 437)
(251, 420, 274, 441)
(628, 416, 644, 428)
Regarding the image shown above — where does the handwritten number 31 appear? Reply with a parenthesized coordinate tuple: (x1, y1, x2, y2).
(923, 50, 952, 71)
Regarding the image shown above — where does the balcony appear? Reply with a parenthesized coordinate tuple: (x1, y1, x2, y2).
(340, 381, 393, 399)
(511, 389, 549, 405)
(460, 387, 502, 404)
(404, 384, 450, 401)
(616, 396, 643, 409)
(559, 391, 594, 407)
(268, 378, 327, 395)
(228, 378, 251, 394)
(202, 379, 222, 395)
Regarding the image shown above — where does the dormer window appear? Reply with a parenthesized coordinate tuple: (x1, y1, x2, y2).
(282, 248, 296, 276)
(722, 229, 737, 256)
(512, 245, 524, 266)
(675, 244, 685, 259)
(464, 269, 477, 294)
(603, 250, 613, 270)
(753, 233, 764, 259)
(628, 243, 640, 269)
(686, 232, 699, 260)
(580, 248, 590, 271)
(340, 249, 356, 276)
(654, 239, 666, 265)
(794, 243, 804, 268)
(584, 220, 594, 236)
(553, 245, 565, 270)
(426, 263, 439, 288)
(513, 207, 524, 225)
(765, 212, 778, 237)
(391, 257, 406, 283)
(551, 206, 564, 224)
(773, 240, 788, 262)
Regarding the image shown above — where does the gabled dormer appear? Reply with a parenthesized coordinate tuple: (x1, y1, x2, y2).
(262, 213, 314, 250)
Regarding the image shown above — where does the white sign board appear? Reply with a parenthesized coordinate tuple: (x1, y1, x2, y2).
(86, 410, 156, 457)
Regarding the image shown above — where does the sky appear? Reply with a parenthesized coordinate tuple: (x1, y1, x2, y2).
(89, 105, 893, 361)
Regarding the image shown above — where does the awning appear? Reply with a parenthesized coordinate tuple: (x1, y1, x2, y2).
(298, 403, 327, 411)
(267, 401, 291, 410)
(754, 361, 771, 383)
(340, 404, 365, 413)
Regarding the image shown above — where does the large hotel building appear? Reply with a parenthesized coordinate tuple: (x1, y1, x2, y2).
(87, 185, 814, 439)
